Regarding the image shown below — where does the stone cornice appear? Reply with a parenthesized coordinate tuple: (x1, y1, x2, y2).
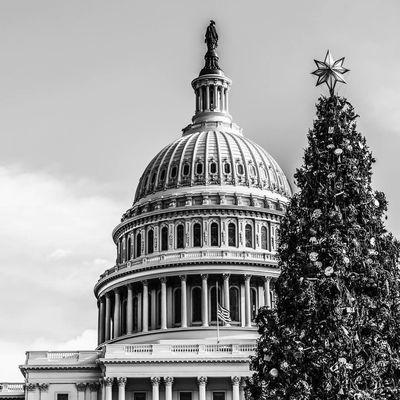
(98, 359, 249, 364)
(19, 365, 99, 372)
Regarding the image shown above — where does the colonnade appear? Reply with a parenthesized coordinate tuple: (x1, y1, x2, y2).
(195, 84, 229, 113)
(103, 376, 244, 400)
(97, 274, 274, 344)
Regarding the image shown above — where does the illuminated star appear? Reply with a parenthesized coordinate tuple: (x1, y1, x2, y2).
(312, 50, 349, 96)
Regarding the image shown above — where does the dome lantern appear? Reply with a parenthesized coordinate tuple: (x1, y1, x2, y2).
(190, 21, 232, 126)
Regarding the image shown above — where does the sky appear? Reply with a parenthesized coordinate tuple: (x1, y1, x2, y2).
(1, 0, 400, 381)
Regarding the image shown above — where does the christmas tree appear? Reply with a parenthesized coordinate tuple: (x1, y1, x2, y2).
(247, 51, 400, 399)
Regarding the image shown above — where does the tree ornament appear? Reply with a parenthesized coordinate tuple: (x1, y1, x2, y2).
(269, 368, 279, 378)
(309, 252, 319, 262)
(334, 148, 343, 155)
(312, 209, 322, 218)
(324, 266, 334, 276)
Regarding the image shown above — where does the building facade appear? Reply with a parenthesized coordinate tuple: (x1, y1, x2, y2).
(0, 23, 291, 400)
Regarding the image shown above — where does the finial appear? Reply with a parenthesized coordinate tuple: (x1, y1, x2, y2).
(311, 50, 349, 96)
(200, 20, 223, 76)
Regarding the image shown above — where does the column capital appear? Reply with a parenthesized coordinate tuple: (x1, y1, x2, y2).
(127, 283, 133, 290)
(263, 276, 271, 282)
(244, 274, 252, 281)
(117, 378, 127, 387)
(105, 291, 112, 298)
(201, 274, 208, 280)
(114, 287, 120, 294)
(197, 377, 207, 386)
(104, 378, 114, 387)
(160, 277, 167, 284)
(179, 275, 187, 282)
(89, 382, 100, 392)
(25, 384, 37, 392)
(231, 376, 240, 386)
(164, 377, 174, 386)
(142, 280, 148, 287)
(223, 273, 230, 280)
(150, 377, 161, 386)
(38, 383, 49, 392)
(76, 383, 87, 392)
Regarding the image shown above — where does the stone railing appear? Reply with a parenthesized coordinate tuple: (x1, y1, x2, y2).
(105, 343, 256, 359)
(99, 249, 277, 280)
(24, 351, 101, 365)
(0, 383, 25, 396)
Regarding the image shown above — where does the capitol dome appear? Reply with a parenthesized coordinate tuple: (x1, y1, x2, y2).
(94, 23, 292, 348)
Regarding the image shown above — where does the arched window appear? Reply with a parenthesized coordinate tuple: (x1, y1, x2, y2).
(210, 222, 219, 247)
(249, 164, 256, 176)
(161, 226, 168, 251)
(245, 224, 253, 248)
(210, 161, 217, 174)
(193, 223, 202, 247)
(160, 169, 166, 182)
(237, 163, 244, 175)
(210, 285, 222, 321)
(224, 163, 231, 174)
(196, 162, 204, 175)
(174, 288, 181, 325)
(147, 229, 154, 254)
(192, 287, 202, 322)
(171, 165, 178, 179)
(261, 226, 269, 250)
(127, 237, 132, 260)
(136, 233, 142, 257)
(228, 223, 236, 247)
(229, 287, 240, 322)
(176, 225, 184, 249)
(251, 288, 258, 321)
(182, 163, 190, 177)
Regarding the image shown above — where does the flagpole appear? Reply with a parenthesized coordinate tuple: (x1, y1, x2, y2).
(216, 280, 220, 344)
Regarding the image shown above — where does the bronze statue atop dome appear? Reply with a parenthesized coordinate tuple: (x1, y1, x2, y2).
(200, 20, 222, 76)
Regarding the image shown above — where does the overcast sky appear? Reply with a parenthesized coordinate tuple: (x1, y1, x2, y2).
(1, 0, 399, 381)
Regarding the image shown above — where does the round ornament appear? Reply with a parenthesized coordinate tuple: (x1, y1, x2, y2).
(334, 148, 343, 155)
(269, 368, 279, 378)
(324, 266, 334, 276)
(309, 252, 318, 262)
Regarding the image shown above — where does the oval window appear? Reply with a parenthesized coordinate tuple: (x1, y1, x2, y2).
(196, 162, 203, 175)
(237, 164, 244, 175)
(224, 163, 231, 174)
(171, 166, 177, 178)
(183, 163, 190, 176)
(210, 162, 217, 174)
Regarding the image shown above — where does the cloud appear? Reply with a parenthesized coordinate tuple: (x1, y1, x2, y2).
(0, 165, 122, 381)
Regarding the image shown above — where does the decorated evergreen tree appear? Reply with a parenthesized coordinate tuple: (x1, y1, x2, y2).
(247, 52, 400, 399)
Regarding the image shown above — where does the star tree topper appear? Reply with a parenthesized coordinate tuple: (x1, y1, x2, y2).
(312, 50, 349, 96)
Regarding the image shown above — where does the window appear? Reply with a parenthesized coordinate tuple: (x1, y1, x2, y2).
(261, 226, 269, 250)
(134, 393, 146, 400)
(192, 287, 202, 322)
(177, 225, 184, 249)
(180, 393, 192, 400)
(57, 394, 68, 400)
(160, 169, 166, 182)
(127, 237, 132, 260)
(171, 166, 178, 178)
(210, 285, 221, 321)
(193, 223, 202, 247)
(251, 288, 258, 321)
(213, 393, 225, 400)
(161, 226, 168, 251)
(224, 163, 231, 174)
(210, 161, 217, 174)
(249, 164, 256, 176)
(174, 288, 181, 325)
(237, 163, 244, 175)
(228, 223, 236, 247)
(183, 163, 190, 176)
(210, 222, 219, 247)
(136, 233, 142, 257)
(229, 287, 240, 322)
(245, 224, 253, 248)
(147, 229, 154, 254)
(196, 162, 203, 175)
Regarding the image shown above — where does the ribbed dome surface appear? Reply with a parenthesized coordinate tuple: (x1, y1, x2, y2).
(134, 130, 292, 203)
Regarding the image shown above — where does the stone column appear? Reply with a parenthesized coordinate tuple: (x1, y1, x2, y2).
(232, 377, 240, 400)
(197, 377, 207, 400)
(117, 378, 126, 400)
(104, 378, 113, 400)
(38, 383, 49, 400)
(213, 85, 219, 110)
(220, 86, 225, 111)
(201, 274, 209, 327)
(180, 275, 187, 328)
(89, 383, 99, 400)
(105, 293, 111, 341)
(205, 86, 210, 111)
(150, 288, 157, 330)
(264, 277, 271, 309)
(76, 383, 87, 400)
(137, 292, 142, 332)
(25, 383, 38, 400)
(150, 377, 160, 400)
(160, 278, 167, 330)
(98, 298, 105, 344)
(244, 275, 252, 327)
(164, 377, 173, 400)
(142, 281, 149, 332)
(223, 274, 231, 326)
(225, 88, 229, 112)
(113, 288, 121, 338)
(127, 284, 134, 334)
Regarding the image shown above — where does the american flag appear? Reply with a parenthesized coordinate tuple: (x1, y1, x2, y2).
(217, 303, 231, 323)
